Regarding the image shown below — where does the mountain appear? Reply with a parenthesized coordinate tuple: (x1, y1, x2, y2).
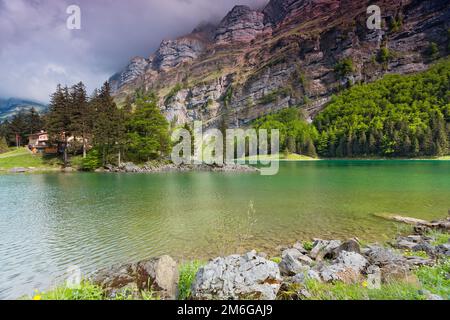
(0, 98, 47, 120)
(110, 0, 450, 128)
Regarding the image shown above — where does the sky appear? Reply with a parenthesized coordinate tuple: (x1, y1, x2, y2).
(0, 0, 268, 103)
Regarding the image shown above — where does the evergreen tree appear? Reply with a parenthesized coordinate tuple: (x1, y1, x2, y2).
(304, 137, 317, 158)
(46, 84, 71, 164)
(126, 93, 170, 162)
(0, 136, 8, 153)
(92, 82, 124, 166)
(69, 82, 91, 158)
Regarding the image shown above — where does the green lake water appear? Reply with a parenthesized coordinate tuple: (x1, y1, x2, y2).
(0, 160, 449, 298)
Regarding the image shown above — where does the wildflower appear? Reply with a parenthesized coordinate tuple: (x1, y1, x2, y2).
(33, 295, 42, 300)
(362, 281, 368, 288)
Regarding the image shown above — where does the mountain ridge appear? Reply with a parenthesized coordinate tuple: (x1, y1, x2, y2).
(110, 0, 450, 128)
(0, 98, 47, 120)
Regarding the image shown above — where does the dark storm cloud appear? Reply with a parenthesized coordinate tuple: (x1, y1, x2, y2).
(0, 0, 268, 102)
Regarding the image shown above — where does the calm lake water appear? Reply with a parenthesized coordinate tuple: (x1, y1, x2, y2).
(0, 160, 449, 298)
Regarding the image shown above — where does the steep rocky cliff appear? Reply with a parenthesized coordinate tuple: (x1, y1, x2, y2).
(110, 0, 450, 128)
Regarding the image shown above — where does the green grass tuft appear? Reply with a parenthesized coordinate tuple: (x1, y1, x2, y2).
(178, 260, 204, 300)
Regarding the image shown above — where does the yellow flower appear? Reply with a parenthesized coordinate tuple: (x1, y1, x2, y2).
(362, 281, 368, 288)
(33, 295, 42, 300)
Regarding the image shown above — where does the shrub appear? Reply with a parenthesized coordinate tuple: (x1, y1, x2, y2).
(334, 58, 354, 78)
(81, 149, 102, 171)
(303, 241, 314, 251)
(377, 47, 391, 64)
(164, 83, 183, 104)
(427, 42, 439, 60)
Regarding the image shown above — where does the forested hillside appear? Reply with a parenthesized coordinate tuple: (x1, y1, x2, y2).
(254, 59, 450, 158)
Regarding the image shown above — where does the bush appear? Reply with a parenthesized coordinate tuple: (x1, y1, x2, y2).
(334, 58, 354, 78)
(81, 150, 102, 171)
(377, 47, 391, 64)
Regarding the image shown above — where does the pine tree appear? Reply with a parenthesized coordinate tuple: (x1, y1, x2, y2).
(126, 93, 170, 162)
(69, 82, 91, 158)
(304, 137, 317, 158)
(0, 136, 8, 154)
(92, 82, 124, 166)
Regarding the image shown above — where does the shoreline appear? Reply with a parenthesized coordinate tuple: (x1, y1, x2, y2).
(2, 157, 450, 175)
(27, 215, 450, 300)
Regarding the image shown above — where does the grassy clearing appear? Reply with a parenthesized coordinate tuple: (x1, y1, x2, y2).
(178, 260, 204, 300)
(0, 147, 61, 171)
(243, 153, 318, 162)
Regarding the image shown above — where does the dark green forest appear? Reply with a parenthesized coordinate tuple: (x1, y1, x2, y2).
(255, 59, 450, 158)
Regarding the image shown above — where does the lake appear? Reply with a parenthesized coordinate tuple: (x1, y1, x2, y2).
(0, 160, 449, 299)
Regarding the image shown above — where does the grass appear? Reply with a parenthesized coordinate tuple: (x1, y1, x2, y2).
(178, 260, 204, 300)
(270, 257, 282, 264)
(303, 241, 314, 251)
(29, 280, 159, 300)
(31, 281, 104, 300)
(415, 259, 450, 298)
(302, 279, 424, 300)
(427, 230, 450, 246)
(278, 259, 449, 300)
(243, 153, 318, 162)
(0, 147, 62, 172)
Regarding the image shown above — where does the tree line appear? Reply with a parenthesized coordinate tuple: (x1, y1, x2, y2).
(253, 59, 450, 158)
(0, 82, 170, 168)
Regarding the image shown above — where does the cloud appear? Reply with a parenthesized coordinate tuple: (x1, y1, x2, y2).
(0, 0, 268, 103)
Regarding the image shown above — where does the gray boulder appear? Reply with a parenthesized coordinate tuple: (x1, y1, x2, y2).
(292, 242, 309, 254)
(191, 251, 282, 300)
(319, 251, 368, 284)
(279, 248, 313, 276)
(291, 269, 321, 284)
(310, 239, 342, 261)
(92, 255, 178, 299)
(436, 243, 450, 256)
(364, 245, 407, 267)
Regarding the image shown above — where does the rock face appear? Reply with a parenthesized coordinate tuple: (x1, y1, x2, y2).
(191, 251, 282, 300)
(153, 37, 206, 71)
(215, 5, 269, 44)
(110, 0, 450, 128)
(110, 57, 149, 92)
(92, 255, 178, 299)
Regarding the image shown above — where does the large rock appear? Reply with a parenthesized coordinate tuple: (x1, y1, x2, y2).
(363, 245, 407, 267)
(92, 255, 178, 299)
(279, 248, 313, 276)
(436, 243, 450, 256)
(191, 251, 282, 300)
(310, 239, 341, 261)
(319, 251, 368, 284)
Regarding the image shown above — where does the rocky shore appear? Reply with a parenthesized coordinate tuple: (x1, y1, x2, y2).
(96, 162, 259, 174)
(89, 216, 450, 300)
